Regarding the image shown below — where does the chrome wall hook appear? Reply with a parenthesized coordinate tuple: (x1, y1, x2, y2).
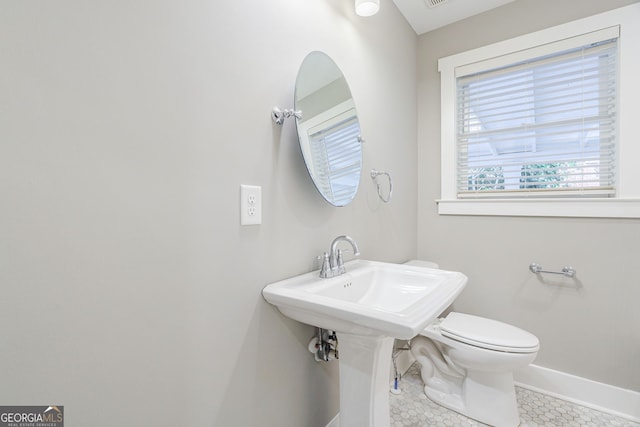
(271, 106, 302, 125)
(371, 169, 393, 203)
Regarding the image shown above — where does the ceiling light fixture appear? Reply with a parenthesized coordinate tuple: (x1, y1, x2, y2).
(355, 0, 380, 17)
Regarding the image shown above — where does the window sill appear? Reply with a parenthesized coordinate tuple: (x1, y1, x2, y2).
(436, 198, 640, 218)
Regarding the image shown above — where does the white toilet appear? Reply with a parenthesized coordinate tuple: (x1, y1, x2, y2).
(405, 261, 539, 427)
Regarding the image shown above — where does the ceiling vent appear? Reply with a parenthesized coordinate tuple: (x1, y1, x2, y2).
(424, 0, 450, 8)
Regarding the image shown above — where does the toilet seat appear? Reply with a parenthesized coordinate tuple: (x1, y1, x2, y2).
(439, 312, 540, 353)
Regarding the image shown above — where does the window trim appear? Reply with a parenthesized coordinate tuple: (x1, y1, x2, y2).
(437, 4, 640, 218)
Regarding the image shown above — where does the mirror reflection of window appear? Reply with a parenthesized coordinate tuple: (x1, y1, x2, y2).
(308, 111, 361, 206)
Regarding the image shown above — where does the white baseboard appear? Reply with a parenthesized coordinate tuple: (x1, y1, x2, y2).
(514, 364, 640, 422)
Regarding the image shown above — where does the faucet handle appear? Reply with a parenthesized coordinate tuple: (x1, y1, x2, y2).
(319, 252, 332, 278)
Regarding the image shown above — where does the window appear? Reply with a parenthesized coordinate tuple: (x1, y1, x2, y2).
(437, 5, 640, 218)
(457, 37, 616, 198)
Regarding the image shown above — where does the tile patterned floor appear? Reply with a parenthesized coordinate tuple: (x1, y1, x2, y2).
(389, 363, 639, 427)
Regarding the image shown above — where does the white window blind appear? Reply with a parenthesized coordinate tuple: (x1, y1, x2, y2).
(309, 113, 362, 206)
(456, 32, 618, 198)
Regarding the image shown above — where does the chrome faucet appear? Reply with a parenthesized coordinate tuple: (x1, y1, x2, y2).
(319, 235, 360, 278)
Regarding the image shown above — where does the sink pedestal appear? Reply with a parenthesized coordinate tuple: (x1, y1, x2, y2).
(337, 333, 395, 427)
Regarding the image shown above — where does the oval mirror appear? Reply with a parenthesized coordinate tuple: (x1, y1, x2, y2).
(294, 52, 363, 207)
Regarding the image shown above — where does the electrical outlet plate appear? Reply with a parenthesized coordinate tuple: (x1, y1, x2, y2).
(240, 185, 262, 225)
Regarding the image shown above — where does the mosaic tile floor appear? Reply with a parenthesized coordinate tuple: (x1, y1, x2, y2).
(389, 363, 639, 427)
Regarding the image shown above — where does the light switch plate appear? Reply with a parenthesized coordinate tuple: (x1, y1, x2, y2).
(240, 185, 262, 225)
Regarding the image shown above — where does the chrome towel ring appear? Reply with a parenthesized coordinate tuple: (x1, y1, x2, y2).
(371, 169, 393, 203)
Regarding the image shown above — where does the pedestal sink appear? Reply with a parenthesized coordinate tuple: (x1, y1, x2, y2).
(262, 259, 468, 427)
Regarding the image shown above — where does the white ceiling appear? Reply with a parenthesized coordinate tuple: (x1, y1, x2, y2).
(391, 0, 517, 34)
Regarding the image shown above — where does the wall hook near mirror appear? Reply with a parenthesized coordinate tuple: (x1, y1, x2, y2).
(272, 106, 302, 125)
(371, 169, 393, 203)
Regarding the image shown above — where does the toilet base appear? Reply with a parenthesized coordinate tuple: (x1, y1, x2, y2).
(424, 370, 521, 427)
(411, 334, 527, 427)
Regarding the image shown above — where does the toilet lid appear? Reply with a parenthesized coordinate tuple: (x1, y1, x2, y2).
(440, 312, 540, 353)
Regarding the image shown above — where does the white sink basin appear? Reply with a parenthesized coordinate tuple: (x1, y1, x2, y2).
(263, 259, 467, 426)
(262, 259, 468, 340)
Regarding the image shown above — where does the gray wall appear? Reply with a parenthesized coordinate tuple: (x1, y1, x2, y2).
(417, 0, 640, 391)
(0, 1, 417, 425)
